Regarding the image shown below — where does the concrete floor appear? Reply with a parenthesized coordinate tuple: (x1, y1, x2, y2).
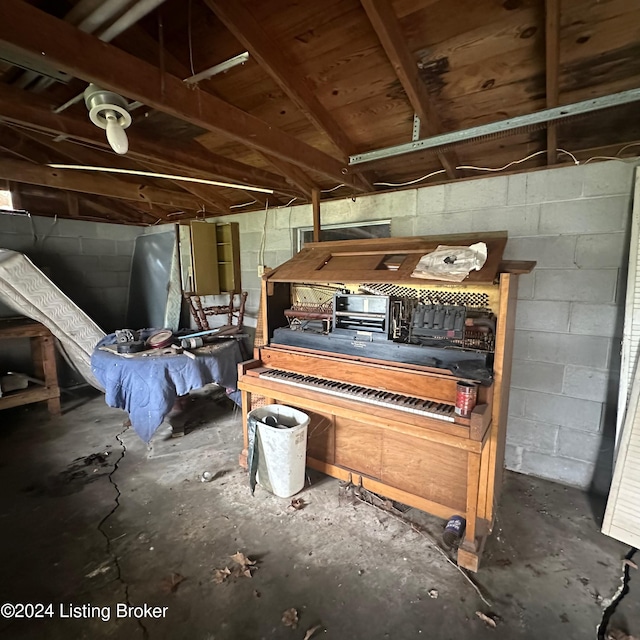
(0, 389, 637, 640)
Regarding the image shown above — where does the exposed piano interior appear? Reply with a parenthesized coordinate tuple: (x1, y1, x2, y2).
(238, 232, 535, 572)
(274, 287, 496, 384)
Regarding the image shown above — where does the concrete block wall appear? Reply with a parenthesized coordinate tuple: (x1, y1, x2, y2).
(210, 159, 638, 492)
(0, 213, 143, 332)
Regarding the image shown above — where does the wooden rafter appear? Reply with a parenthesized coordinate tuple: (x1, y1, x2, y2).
(0, 83, 302, 198)
(545, 0, 560, 165)
(116, 23, 324, 198)
(14, 183, 149, 224)
(0, 1, 364, 189)
(0, 126, 158, 222)
(203, 0, 372, 192)
(359, 0, 459, 179)
(257, 152, 317, 199)
(1, 126, 174, 220)
(0, 157, 205, 210)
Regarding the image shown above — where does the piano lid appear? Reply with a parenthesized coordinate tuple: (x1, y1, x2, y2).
(267, 232, 509, 285)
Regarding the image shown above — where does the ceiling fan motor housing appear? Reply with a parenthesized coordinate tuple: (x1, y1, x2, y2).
(84, 83, 132, 130)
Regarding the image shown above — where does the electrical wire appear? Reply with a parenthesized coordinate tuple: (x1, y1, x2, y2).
(187, 0, 196, 78)
(372, 148, 583, 188)
(374, 169, 446, 187)
(230, 199, 257, 209)
(321, 184, 348, 193)
(616, 142, 640, 156)
(258, 200, 269, 268)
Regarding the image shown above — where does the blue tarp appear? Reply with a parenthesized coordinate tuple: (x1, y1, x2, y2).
(91, 331, 243, 442)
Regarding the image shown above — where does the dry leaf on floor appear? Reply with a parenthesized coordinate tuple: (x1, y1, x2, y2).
(282, 608, 298, 629)
(231, 551, 256, 567)
(475, 611, 497, 628)
(213, 567, 231, 584)
(303, 624, 321, 640)
(160, 572, 186, 594)
(290, 498, 307, 510)
(230, 551, 257, 578)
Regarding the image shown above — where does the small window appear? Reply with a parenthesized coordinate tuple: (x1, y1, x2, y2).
(0, 190, 13, 211)
(297, 220, 391, 250)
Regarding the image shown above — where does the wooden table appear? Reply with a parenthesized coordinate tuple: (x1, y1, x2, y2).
(0, 317, 61, 415)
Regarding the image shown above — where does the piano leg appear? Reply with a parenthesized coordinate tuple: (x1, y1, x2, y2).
(457, 451, 482, 572)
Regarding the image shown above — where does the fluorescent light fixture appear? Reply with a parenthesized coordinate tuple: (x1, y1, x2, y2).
(47, 164, 274, 194)
(184, 52, 250, 84)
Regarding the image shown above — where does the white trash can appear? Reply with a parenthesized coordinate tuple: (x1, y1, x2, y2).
(249, 405, 309, 498)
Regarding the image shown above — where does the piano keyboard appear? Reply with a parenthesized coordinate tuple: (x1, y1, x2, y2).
(259, 369, 456, 422)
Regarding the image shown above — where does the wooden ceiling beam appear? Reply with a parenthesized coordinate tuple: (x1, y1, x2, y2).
(0, 157, 205, 210)
(545, 0, 560, 165)
(359, 0, 460, 179)
(0, 83, 303, 198)
(257, 152, 317, 199)
(203, 0, 372, 192)
(0, 1, 363, 189)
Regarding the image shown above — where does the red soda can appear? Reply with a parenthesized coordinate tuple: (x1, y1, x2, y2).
(455, 381, 477, 417)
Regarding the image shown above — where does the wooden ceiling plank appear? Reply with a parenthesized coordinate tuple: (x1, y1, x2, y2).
(0, 83, 303, 197)
(203, 0, 353, 157)
(545, 0, 560, 165)
(0, 157, 204, 210)
(359, 0, 460, 179)
(0, 1, 362, 189)
(203, 0, 372, 192)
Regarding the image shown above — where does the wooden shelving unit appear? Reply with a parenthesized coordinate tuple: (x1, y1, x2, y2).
(184, 221, 241, 295)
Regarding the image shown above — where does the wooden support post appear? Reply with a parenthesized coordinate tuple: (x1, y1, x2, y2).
(312, 188, 321, 243)
(545, 0, 560, 165)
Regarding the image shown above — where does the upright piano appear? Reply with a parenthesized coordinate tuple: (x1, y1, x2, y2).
(238, 232, 534, 571)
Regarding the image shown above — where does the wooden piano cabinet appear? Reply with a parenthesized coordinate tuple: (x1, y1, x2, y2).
(238, 234, 532, 572)
(0, 318, 61, 416)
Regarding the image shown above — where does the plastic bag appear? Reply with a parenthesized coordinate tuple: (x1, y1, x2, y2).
(411, 242, 488, 282)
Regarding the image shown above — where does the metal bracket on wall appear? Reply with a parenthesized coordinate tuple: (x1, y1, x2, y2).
(412, 114, 421, 142)
(349, 87, 640, 165)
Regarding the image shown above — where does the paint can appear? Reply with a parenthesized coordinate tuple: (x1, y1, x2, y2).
(181, 337, 204, 349)
(443, 515, 466, 548)
(455, 381, 477, 417)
